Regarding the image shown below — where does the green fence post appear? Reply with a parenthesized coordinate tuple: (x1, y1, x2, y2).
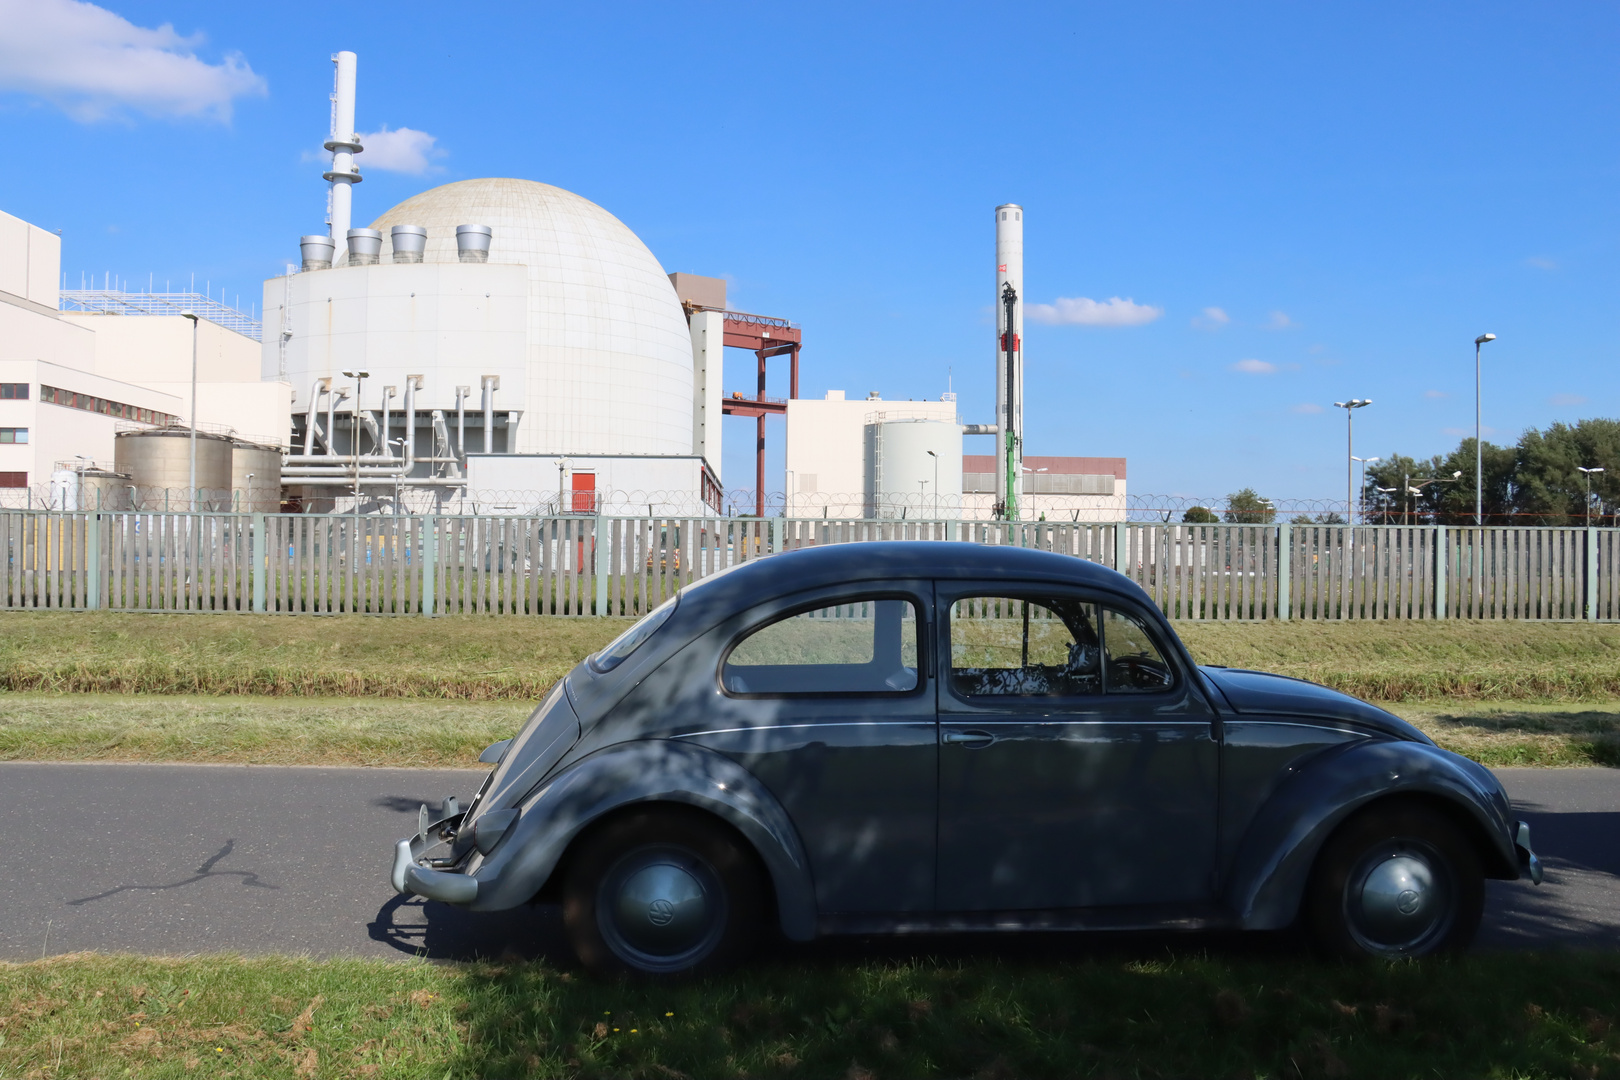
(1435, 526, 1447, 620)
(86, 513, 101, 610)
(251, 514, 266, 612)
(594, 514, 609, 616)
(1276, 522, 1291, 620)
(422, 515, 438, 616)
(1587, 527, 1598, 621)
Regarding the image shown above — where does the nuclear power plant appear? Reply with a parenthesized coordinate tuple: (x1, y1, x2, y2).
(0, 49, 1125, 520)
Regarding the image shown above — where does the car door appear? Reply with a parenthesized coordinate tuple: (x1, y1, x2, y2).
(677, 583, 938, 915)
(935, 582, 1219, 912)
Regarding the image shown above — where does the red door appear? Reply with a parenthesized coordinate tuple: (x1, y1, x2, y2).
(571, 472, 596, 513)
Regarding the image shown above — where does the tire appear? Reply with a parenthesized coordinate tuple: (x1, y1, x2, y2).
(1305, 802, 1484, 959)
(562, 807, 764, 977)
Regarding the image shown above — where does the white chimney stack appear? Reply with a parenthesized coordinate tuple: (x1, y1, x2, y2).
(322, 51, 363, 244)
(994, 203, 1024, 519)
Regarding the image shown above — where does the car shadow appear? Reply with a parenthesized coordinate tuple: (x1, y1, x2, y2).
(368, 893, 573, 964)
(1479, 806, 1620, 948)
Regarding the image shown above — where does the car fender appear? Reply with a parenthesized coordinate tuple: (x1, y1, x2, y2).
(1227, 738, 1518, 930)
(465, 738, 818, 940)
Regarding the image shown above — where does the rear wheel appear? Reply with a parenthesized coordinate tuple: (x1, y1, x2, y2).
(562, 808, 763, 977)
(1305, 802, 1483, 959)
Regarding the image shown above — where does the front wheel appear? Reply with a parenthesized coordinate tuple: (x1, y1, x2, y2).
(562, 808, 763, 977)
(1305, 802, 1484, 959)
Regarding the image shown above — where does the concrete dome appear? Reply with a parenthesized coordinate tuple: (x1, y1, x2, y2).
(368, 178, 693, 457)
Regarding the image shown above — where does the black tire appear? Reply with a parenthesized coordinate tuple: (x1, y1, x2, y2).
(562, 807, 764, 977)
(1305, 801, 1484, 959)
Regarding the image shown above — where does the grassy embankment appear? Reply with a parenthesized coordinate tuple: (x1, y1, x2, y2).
(0, 613, 1616, 767)
(5, 951, 1620, 1079)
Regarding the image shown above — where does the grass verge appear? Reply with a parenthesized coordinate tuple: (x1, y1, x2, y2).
(2, 694, 1618, 769)
(1, 612, 1619, 702)
(5, 951, 1620, 1079)
(0, 695, 531, 767)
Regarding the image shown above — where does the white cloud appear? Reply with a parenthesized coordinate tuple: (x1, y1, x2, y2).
(1291, 403, 1324, 414)
(1549, 393, 1588, 407)
(358, 125, 445, 174)
(1231, 358, 1276, 374)
(0, 0, 265, 121)
(1026, 296, 1162, 327)
(1527, 256, 1558, 271)
(1265, 310, 1294, 329)
(1425, 389, 1448, 399)
(1191, 306, 1229, 330)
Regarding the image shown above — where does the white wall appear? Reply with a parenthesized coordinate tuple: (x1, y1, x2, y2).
(689, 309, 723, 483)
(466, 453, 718, 515)
(0, 359, 185, 486)
(60, 313, 261, 383)
(0, 209, 61, 309)
(0, 295, 95, 372)
(266, 262, 528, 416)
(141, 381, 293, 448)
(785, 391, 958, 517)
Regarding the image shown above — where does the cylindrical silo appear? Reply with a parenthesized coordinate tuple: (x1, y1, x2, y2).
(231, 441, 283, 513)
(114, 429, 234, 511)
(49, 468, 132, 511)
(873, 419, 963, 519)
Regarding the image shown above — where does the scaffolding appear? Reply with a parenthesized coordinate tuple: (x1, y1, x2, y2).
(58, 290, 263, 342)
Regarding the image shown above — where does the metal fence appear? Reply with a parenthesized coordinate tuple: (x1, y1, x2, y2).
(0, 512, 1614, 621)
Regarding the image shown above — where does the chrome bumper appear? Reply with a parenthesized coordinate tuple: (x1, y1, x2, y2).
(1515, 820, 1543, 885)
(390, 804, 478, 904)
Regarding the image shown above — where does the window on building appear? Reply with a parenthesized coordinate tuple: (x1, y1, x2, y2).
(0, 384, 29, 400)
(0, 428, 28, 444)
(0, 472, 27, 487)
(40, 385, 176, 426)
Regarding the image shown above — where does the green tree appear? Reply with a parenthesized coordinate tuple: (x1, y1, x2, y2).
(1224, 488, 1275, 524)
(1182, 505, 1218, 523)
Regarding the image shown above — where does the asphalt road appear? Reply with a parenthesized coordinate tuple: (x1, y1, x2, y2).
(0, 763, 1612, 962)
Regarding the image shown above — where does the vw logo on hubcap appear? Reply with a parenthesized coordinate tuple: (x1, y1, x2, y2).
(1396, 889, 1421, 914)
(646, 898, 676, 926)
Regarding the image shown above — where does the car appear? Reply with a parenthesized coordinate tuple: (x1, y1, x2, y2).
(391, 541, 1542, 975)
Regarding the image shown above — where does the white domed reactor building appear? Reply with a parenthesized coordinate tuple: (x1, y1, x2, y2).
(265, 174, 724, 513)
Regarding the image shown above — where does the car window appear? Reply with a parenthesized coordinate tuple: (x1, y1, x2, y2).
(1101, 607, 1175, 694)
(723, 597, 919, 695)
(949, 596, 1101, 698)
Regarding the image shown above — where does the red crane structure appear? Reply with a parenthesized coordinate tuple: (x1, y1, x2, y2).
(714, 310, 801, 517)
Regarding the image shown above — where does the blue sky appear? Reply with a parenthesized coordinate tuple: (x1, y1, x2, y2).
(1, 1, 1616, 503)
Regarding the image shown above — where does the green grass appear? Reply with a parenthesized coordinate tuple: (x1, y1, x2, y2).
(5, 951, 1620, 1079)
(0, 695, 532, 767)
(1397, 702, 1620, 768)
(0, 612, 625, 698)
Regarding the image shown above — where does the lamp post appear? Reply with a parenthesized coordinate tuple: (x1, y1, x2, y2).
(926, 450, 939, 517)
(1474, 333, 1496, 525)
(1405, 471, 1463, 526)
(180, 311, 199, 508)
(1578, 466, 1605, 527)
(1351, 456, 1379, 525)
(341, 369, 369, 515)
(1333, 399, 1372, 523)
(1375, 486, 1398, 524)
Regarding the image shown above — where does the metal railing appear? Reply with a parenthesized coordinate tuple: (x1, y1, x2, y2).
(0, 513, 1613, 620)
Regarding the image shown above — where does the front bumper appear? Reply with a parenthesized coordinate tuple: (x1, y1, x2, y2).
(1515, 820, 1544, 885)
(390, 805, 478, 904)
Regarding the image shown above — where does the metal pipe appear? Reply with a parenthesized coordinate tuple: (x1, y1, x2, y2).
(323, 51, 362, 243)
(455, 386, 469, 464)
(480, 375, 499, 454)
(380, 385, 396, 457)
(303, 379, 330, 455)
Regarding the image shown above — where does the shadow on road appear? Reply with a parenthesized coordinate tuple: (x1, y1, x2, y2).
(1482, 807, 1620, 948)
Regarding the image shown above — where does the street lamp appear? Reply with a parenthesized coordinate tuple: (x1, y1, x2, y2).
(340, 369, 370, 514)
(1404, 471, 1463, 526)
(1578, 466, 1605, 527)
(1351, 456, 1379, 525)
(1333, 399, 1372, 523)
(180, 310, 199, 508)
(1375, 485, 1398, 524)
(925, 450, 939, 518)
(1474, 333, 1496, 525)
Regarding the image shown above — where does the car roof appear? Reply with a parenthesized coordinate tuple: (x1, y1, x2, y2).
(685, 540, 1131, 607)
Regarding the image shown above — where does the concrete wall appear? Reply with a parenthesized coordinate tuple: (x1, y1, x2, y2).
(0, 294, 95, 372)
(0, 209, 61, 310)
(688, 309, 723, 483)
(785, 391, 958, 517)
(60, 313, 260, 383)
(141, 381, 294, 448)
(466, 453, 719, 516)
(0, 359, 185, 487)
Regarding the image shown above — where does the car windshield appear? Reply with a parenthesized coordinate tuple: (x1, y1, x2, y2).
(589, 593, 679, 673)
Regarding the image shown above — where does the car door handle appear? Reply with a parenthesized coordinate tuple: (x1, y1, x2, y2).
(943, 729, 996, 747)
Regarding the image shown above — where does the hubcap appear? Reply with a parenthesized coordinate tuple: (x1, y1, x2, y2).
(597, 844, 726, 971)
(1344, 840, 1454, 955)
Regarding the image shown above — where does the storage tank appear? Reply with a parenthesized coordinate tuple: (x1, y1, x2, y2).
(49, 467, 132, 511)
(870, 419, 963, 519)
(114, 429, 234, 511)
(231, 441, 283, 513)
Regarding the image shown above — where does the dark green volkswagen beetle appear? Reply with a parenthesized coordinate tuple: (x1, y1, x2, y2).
(392, 542, 1541, 974)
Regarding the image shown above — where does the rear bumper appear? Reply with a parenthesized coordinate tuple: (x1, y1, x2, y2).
(1515, 820, 1543, 885)
(390, 808, 479, 905)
